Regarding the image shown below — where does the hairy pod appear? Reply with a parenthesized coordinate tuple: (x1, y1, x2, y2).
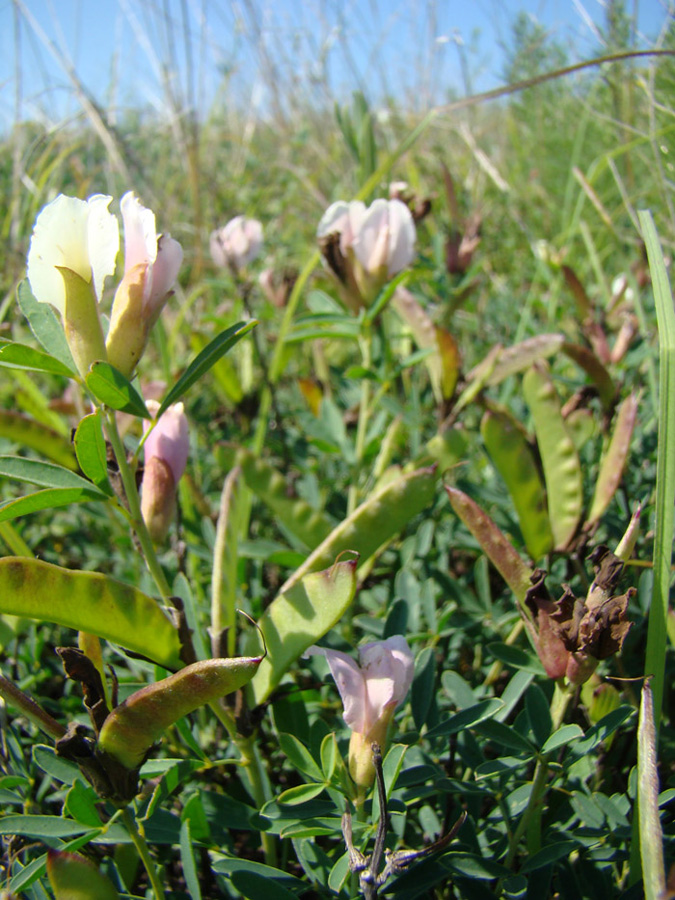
(98, 656, 262, 770)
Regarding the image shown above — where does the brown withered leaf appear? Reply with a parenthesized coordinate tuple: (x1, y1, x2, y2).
(588, 545, 625, 595)
(56, 648, 109, 734)
(578, 590, 635, 659)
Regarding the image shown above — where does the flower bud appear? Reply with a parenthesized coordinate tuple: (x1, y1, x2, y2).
(140, 401, 189, 543)
(210, 216, 263, 272)
(317, 199, 415, 312)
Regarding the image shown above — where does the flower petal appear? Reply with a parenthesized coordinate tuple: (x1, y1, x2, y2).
(121, 192, 157, 272)
(146, 234, 183, 313)
(352, 198, 389, 274)
(317, 202, 349, 239)
(359, 635, 415, 727)
(385, 200, 416, 276)
(86, 194, 120, 303)
(305, 645, 367, 733)
(27, 195, 91, 314)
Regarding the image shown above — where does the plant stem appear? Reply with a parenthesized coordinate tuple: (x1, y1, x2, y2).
(121, 807, 166, 900)
(348, 326, 373, 516)
(0, 674, 66, 740)
(235, 732, 278, 866)
(104, 409, 172, 603)
(503, 681, 573, 871)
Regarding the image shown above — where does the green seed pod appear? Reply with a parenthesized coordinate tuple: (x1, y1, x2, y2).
(47, 850, 120, 900)
(98, 656, 262, 770)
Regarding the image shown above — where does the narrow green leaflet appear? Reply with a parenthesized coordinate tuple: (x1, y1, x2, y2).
(425, 699, 504, 739)
(16, 280, 76, 370)
(0, 488, 105, 523)
(158, 320, 257, 416)
(179, 820, 202, 900)
(522, 365, 583, 550)
(0, 410, 77, 470)
(249, 557, 359, 705)
(85, 362, 151, 418)
(0, 557, 182, 668)
(0, 456, 106, 492)
(481, 409, 553, 559)
(470, 333, 565, 388)
(73, 412, 113, 495)
(0, 341, 75, 377)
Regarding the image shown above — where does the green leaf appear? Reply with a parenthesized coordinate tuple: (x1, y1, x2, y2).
(0, 341, 75, 377)
(487, 642, 546, 676)
(278, 734, 324, 782)
(212, 857, 306, 897)
(426, 699, 504, 739)
(411, 646, 436, 730)
(541, 724, 584, 753)
(0, 816, 95, 839)
(520, 840, 580, 873)
(158, 320, 257, 416)
(470, 333, 565, 387)
(32, 745, 80, 785)
(64, 781, 103, 828)
(481, 409, 553, 560)
(249, 556, 359, 705)
(0, 456, 106, 492)
(278, 783, 327, 806)
(525, 684, 552, 746)
(522, 365, 583, 550)
(0, 557, 183, 668)
(85, 362, 151, 418)
(180, 820, 202, 900)
(280, 465, 438, 596)
(16, 279, 76, 370)
(73, 412, 113, 495)
(0, 409, 77, 470)
(0, 487, 105, 522)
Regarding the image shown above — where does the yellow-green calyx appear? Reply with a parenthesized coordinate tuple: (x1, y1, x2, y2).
(97, 656, 262, 770)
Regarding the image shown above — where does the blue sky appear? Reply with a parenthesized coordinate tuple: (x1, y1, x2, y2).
(0, 0, 671, 128)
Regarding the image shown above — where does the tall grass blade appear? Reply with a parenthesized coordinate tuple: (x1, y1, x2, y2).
(638, 210, 675, 728)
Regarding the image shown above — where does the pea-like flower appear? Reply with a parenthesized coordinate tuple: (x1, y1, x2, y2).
(210, 216, 263, 272)
(140, 400, 189, 544)
(106, 192, 183, 377)
(26, 193, 119, 376)
(306, 635, 414, 788)
(317, 198, 415, 311)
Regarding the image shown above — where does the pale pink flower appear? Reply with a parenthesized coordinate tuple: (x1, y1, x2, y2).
(210, 216, 263, 271)
(306, 636, 414, 787)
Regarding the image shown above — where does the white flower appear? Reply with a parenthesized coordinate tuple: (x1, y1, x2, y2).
(27, 194, 119, 315)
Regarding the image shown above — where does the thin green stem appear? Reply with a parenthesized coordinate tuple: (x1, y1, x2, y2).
(0, 674, 66, 740)
(503, 681, 573, 871)
(0, 521, 33, 557)
(103, 408, 172, 602)
(348, 327, 373, 516)
(121, 807, 166, 900)
(235, 732, 278, 866)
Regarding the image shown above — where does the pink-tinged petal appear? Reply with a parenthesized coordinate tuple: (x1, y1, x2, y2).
(317, 202, 350, 239)
(342, 201, 366, 255)
(211, 217, 263, 269)
(144, 400, 189, 483)
(145, 233, 183, 313)
(352, 199, 389, 274)
(385, 200, 416, 276)
(305, 646, 367, 733)
(86, 194, 120, 302)
(210, 229, 228, 268)
(359, 636, 414, 726)
(121, 192, 157, 271)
